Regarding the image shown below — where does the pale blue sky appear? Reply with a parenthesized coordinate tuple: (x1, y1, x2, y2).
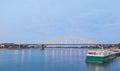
(0, 0, 120, 44)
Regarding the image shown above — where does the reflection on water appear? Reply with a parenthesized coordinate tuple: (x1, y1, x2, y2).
(44, 48, 87, 62)
(0, 48, 120, 71)
(86, 63, 105, 71)
(44, 48, 86, 63)
(22, 49, 24, 64)
(86, 56, 120, 71)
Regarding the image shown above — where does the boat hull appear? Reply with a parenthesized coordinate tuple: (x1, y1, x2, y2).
(86, 54, 117, 64)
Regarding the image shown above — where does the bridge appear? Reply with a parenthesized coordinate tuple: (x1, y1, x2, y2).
(0, 36, 117, 49)
(44, 36, 117, 48)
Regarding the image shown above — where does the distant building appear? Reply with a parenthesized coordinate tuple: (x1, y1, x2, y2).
(0, 43, 16, 48)
(2, 43, 15, 45)
(0, 44, 5, 48)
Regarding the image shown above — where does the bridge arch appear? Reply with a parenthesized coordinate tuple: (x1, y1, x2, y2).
(46, 36, 97, 44)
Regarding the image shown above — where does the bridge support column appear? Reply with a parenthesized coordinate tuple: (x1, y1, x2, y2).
(40, 44, 46, 50)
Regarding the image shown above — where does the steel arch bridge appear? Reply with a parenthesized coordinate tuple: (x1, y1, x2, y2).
(46, 36, 98, 47)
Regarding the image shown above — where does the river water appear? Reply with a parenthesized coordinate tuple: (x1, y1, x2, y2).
(0, 48, 120, 71)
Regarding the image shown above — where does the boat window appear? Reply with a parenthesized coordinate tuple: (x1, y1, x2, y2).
(88, 52, 96, 55)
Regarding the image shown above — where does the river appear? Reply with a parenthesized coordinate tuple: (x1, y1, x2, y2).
(0, 48, 120, 71)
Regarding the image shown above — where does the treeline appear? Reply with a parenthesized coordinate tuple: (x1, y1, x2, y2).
(116, 43, 120, 48)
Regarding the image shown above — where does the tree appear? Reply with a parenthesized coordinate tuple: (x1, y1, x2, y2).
(117, 43, 120, 48)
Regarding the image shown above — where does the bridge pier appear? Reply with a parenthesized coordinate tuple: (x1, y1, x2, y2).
(40, 44, 46, 50)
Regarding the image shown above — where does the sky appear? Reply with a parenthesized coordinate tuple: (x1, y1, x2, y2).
(0, 0, 120, 44)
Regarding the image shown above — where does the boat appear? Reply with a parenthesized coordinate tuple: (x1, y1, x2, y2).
(86, 48, 119, 64)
